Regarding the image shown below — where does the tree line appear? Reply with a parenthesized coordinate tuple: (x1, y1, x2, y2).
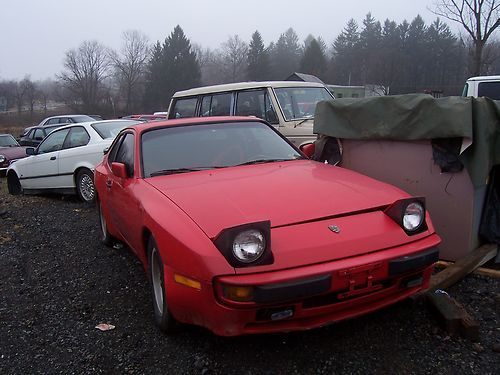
(1, 8, 498, 117)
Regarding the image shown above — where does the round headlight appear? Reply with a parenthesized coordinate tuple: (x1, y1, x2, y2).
(403, 202, 424, 231)
(232, 229, 266, 263)
(0, 155, 6, 164)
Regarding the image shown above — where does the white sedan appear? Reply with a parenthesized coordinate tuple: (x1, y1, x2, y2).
(6, 119, 139, 202)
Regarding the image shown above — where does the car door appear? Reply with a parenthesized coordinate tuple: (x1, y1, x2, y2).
(19, 128, 70, 189)
(105, 132, 142, 252)
(56, 126, 91, 188)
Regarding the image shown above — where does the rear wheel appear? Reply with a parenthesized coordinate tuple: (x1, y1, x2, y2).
(148, 237, 179, 333)
(76, 168, 96, 203)
(97, 200, 115, 246)
(7, 172, 22, 195)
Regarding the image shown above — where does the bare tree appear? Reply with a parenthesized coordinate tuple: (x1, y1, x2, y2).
(110, 30, 150, 112)
(59, 40, 112, 112)
(221, 35, 248, 82)
(432, 0, 500, 75)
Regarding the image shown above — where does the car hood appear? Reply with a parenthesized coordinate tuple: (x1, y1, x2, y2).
(146, 160, 408, 239)
(0, 146, 28, 160)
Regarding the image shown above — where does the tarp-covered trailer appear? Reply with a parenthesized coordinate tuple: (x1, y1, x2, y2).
(313, 94, 500, 261)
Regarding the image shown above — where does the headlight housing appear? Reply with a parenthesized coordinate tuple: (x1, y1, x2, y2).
(403, 202, 425, 231)
(385, 198, 427, 235)
(214, 221, 273, 267)
(232, 229, 266, 263)
(0, 155, 6, 164)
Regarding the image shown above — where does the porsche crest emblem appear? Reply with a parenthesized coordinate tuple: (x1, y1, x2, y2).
(328, 225, 340, 233)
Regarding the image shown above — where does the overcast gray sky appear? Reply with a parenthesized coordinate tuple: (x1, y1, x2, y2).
(1, 0, 447, 80)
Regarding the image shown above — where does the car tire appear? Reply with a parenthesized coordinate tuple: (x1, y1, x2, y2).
(7, 172, 22, 195)
(76, 168, 96, 203)
(147, 236, 179, 333)
(97, 200, 115, 247)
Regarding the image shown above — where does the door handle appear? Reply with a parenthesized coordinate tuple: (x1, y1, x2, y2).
(50, 156, 56, 161)
(106, 179, 113, 188)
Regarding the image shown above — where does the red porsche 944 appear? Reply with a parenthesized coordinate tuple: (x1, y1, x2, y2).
(94, 117, 440, 336)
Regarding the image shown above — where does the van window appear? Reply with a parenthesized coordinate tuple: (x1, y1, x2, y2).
(461, 83, 469, 97)
(477, 82, 500, 100)
(199, 93, 232, 116)
(172, 97, 198, 118)
(274, 87, 333, 121)
(235, 89, 278, 124)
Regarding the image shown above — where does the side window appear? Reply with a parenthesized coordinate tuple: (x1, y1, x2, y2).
(114, 133, 135, 176)
(38, 129, 70, 154)
(58, 117, 70, 124)
(63, 126, 90, 149)
(107, 135, 124, 166)
(200, 95, 212, 117)
(477, 82, 500, 100)
(45, 118, 60, 125)
(236, 90, 265, 118)
(33, 128, 45, 140)
(210, 93, 232, 116)
(171, 98, 198, 119)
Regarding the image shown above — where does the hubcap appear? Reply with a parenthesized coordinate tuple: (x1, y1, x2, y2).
(79, 174, 95, 202)
(151, 247, 164, 315)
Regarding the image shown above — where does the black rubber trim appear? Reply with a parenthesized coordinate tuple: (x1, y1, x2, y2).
(19, 172, 74, 181)
(253, 274, 331, 304)
(389, 247, 439, 276)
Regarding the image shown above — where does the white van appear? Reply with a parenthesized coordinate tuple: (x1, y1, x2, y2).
(167, 81, 334, 147)
(462, 75, 500, 99)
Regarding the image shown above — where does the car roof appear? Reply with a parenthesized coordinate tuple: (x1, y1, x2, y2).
(466, 75, 500, 82)
(173, 81, 329, 97)
(53, 119, 140, 132)
(127, 116, 265, 134)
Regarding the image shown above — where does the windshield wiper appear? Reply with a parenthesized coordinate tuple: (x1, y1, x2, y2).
(294, 116, 313, 128)
(235, 158, 296, 166)
(150, 166, 225, 177)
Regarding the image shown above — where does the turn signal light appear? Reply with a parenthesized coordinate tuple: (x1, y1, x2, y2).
(174, 274, 201, 290)
(222, 285, 254, 302)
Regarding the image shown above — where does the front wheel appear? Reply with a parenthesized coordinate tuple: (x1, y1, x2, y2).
(147, 237, 179, 333)
(97, 200, 115, 246)
(76, 168, 96, 203)
(7, 172, 22, 195)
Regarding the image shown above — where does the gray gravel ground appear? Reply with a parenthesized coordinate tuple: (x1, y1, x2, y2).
(0, 180, 499, 374)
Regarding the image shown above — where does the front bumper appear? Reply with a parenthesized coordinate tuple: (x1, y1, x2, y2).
(165, 234, 440, 336)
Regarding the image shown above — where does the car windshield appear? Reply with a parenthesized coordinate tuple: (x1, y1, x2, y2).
(91, 120, 140, 139)
(274, 86, 333, 121)
(142, 121, 303, 178)
(0, 135, 19, 147)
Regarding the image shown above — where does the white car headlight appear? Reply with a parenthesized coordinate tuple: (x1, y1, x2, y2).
(232, 229, 266, 263)
(0, 155, 6, 164)
(403, 202, 424, 231)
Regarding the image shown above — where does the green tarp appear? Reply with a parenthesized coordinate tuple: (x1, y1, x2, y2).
(313, 94, 500, 187)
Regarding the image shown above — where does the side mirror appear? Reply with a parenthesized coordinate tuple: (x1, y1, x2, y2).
(111, 162, 128, 178)
(299, 142, 315, 158)
(26, 147, 36, 156)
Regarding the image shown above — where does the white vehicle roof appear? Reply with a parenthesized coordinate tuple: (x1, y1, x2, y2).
(173, 81, 329, 97)
(55, 119, 139, 139)
(466, 75, 500, 82)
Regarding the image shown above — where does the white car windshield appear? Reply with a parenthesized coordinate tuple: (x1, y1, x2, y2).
(274, 87, 333, 121)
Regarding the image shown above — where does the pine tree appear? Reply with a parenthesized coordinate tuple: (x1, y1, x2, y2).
(247, 31, 270, 81)
(299, 39, 327, 79)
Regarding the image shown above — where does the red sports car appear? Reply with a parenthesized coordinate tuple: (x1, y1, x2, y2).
(94, 117, 440, 336)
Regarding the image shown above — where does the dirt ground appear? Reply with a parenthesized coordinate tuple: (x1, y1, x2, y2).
(0, 179, 498, 374)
